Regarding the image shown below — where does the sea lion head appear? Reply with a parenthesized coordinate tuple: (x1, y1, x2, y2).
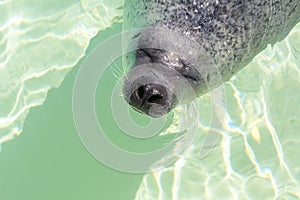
(123, 26, 218, 117)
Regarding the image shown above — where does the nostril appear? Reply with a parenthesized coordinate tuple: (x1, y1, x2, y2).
(133, 83, 166, 104)
(136, 86, 145, 99)
(148, 94, 163, 104)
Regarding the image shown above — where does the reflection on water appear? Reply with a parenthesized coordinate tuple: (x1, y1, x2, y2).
(135, 23, 300, 200)
(1, 1, 299, 198)
(0, 0, 123, 145)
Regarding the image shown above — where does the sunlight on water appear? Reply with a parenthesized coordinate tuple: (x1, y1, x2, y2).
(135, 22, 300, 200)
(0, 0, 123, 145)
(1, 1, 300, 199)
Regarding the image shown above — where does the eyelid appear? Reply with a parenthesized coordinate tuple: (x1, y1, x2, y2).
(179, 61, 202, 82)
(138, 49, 152, 58)
(182, 74, 198, 82)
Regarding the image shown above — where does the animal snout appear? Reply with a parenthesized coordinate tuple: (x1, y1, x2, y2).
(131, 83, 167, 107)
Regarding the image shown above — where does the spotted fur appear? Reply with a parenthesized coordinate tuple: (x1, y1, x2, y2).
(123, 0, 300, 81)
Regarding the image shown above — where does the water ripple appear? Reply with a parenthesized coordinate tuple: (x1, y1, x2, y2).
(136, 22, 300, 200)
(0, 0, 123, 144)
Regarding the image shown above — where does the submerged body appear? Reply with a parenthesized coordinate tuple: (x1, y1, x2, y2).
(122, 0, 300, 117)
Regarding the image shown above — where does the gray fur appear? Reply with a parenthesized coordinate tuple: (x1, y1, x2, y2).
(122, 0, 300, 117)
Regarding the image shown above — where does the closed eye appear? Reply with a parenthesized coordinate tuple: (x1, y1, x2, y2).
(138, 49, 152, 58)
(183, 74, 198, 82)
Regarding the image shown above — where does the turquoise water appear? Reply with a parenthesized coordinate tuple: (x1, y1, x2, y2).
(0, 0, 123, 144)
(135, 23, 300, 199)
(0, 23, 143, 200)
(0, 0, 300, 199)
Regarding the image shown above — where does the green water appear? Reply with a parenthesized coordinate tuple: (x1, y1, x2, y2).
(0, 23, 143, 200)
(135, 23, 300, 200)
(0, 0, 123, 143)
(1, 0, 300, 199)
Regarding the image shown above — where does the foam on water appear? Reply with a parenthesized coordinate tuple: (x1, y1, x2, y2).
(0, 0, 123, 145)
(135, 23, 300, 199)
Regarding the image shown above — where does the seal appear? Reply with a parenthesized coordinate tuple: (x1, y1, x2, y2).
(122, 0, 300, 117)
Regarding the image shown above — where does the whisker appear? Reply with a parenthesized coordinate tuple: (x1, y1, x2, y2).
(118, 91, 124, 98)
(109, 55, 126, 83)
